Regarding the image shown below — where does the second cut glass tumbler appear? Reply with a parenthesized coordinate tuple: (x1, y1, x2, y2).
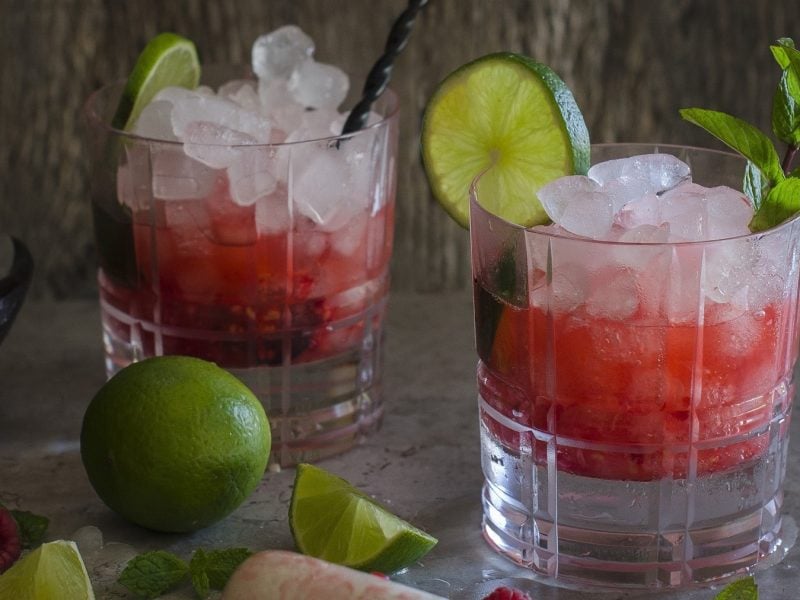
(471, 144, 800, 589)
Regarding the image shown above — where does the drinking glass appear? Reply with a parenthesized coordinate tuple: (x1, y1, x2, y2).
(471, 143, 800, 589)
(85, 72, 399, 466)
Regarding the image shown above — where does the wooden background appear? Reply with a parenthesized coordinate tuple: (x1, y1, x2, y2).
(2, 0, 799, 299)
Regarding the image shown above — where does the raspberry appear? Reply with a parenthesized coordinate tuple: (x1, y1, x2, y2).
(482, 586, 533, 600)
(0, 508, 21, 573)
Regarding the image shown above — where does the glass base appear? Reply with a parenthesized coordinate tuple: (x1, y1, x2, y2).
(101, 301, 385, 467)
(479, 392, 793, 590)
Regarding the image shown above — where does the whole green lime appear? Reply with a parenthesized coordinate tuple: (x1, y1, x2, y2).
(80, 356, 270, 533)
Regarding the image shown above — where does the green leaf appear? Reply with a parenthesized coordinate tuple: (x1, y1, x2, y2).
(189, 549, 211, 599)
(204, 548, 252, 590)
(749, 177, 800, 232)
(770, 38, 797, 69)
(118, 551, 190, 600)
(772, 70, 800, 145)
(680, 108, 784, 183)
(713, 576, 758, 599)
(743, 161, 770, 210)
(9, 510, 49, 549)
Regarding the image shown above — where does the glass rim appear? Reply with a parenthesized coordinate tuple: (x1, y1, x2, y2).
(83, 77, 400, 148)
(469, 142, 800, 247)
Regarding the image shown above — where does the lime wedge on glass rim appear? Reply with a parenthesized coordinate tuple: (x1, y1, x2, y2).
(289, 464, 437, 574)
(111, 32, 200, 131)
(0, 540, 95, 600)
(421, 52, 590, 228)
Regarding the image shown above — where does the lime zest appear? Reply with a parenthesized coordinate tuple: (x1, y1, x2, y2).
(111, 32, 200, 131)
(290, 464, 437, 573)
(421, 52, 590, 228)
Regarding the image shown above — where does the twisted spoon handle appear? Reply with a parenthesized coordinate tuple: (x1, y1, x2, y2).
(340, 0, 429, 136)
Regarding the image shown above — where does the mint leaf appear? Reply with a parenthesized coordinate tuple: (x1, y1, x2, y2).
(204, 548, 252, 589)
(770, 38, 797, 69)
(118, 551, 189, 600)
(189, 549, 211, 598)
(773, 70, 800, 145)
(744, 161, 770, 210)
(777, 43, 800, 101)
(680, 108, 784, 183)
(188, 547, 251, 596)
(10, 510, 49, 549)
(713, 576, 758, 599)
(749, 177, 800, 232)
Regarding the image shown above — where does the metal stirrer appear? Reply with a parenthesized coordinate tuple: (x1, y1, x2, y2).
(339, 0, 429, 137)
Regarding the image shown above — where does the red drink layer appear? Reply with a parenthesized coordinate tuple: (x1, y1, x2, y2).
(99, 176, 394, 369)
(476, 267, 795, 482)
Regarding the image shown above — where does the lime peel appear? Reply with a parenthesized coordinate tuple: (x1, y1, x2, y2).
(421, 52, 590, 228)
(112, 32, 200, 131)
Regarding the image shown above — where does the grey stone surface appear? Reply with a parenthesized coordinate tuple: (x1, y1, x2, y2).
(0, 292, 798, 599)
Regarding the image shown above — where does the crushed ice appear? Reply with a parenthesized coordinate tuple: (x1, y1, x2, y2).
(536, 153, 752, 242)
(127, 25, 384, 230)
(528, 154, 795, 321)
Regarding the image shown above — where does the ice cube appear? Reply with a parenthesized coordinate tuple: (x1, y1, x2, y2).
(615, 223, 670, 244)
(537, 175, 600, 223)
(330, 213, 368, 257)
(228, 148, 278, 206)
(153, 85, 198, 104)
(588, 153, 691, 196)
(218, 79, 260, 112)
(585, 268, 640, 320)
(288, 60, 349, 110)
(258, 78, 305, 136)
(133, 100, 177, 140)
(171, 93, 271, 144)
(290, 131, 375, 230)
(254, 191, 290, 235)
(615, 193, 662, 229)
(72, 525, 103, 557)
(252, 25, 315, 80)
(559, 191, 615, 238)
(703, 185, 753, 239)
(657, 183, 752, 242)
(151, 147, 218, 200)
(300, 108, 346, 138)
(292, 150, 353, 229)
(181, 121, 258, 169)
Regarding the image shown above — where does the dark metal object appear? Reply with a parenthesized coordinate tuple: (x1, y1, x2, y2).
(340, 0, 429, 136)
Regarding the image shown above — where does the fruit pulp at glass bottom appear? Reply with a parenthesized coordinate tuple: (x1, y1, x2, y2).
(475, 283, 796, 481)
(95, 198, 393, 368)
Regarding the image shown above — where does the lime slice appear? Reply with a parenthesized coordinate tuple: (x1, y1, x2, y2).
(421, 52, 590, 228)
(290, 464, 437, 573)
(0, 540, 95, 599)
(111, 32, 200, 131)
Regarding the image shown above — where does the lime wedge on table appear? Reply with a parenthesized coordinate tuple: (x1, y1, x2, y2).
(111, 32, 200, 130)
(0, 540, 94, 599)
(421, 52, 590, 228)
(290, 464, 437, 573)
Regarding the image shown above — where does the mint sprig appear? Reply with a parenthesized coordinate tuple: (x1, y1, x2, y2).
(680, 37, 800, 232)
(118, 551, 189, 599)
(118, 547, 252, 599)
(713, 576, 758, 600)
